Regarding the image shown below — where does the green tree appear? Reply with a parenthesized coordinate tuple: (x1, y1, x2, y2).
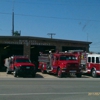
(13, 31, 21, 36)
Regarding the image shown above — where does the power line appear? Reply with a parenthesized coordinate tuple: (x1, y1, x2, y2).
(3, 0, 100, 6)
(0, 12, 100, 22)
(0, 12, 11, 15)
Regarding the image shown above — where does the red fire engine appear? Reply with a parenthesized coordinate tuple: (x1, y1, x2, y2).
(38, 51, 82, 78)
(4, 55, 36, 77)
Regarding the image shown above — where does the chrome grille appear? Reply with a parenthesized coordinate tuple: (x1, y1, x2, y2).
(20, 66, 34, 70)
(67, 63, 78, 68)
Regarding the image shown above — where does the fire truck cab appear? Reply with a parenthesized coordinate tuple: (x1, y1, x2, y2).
(38, 51, 82, 78)
(69, 50, 87, 72)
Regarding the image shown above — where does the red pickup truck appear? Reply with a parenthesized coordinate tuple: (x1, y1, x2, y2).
(5, 56, 36, 77)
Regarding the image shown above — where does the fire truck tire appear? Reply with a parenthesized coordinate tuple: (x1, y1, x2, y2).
(6, 68, 11, 74)
(57, 68, 63, 78)
(91, 69, 97, 78)
(14, 69, 18, 77)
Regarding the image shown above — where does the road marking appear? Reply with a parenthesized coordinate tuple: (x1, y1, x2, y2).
(0, 92, 88, 96)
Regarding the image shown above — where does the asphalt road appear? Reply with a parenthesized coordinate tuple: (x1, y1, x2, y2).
(0, 72, 98, 100)
(0, 77, 100, 100)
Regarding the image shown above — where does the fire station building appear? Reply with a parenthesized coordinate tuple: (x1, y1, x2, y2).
(0, 36, 92, 70)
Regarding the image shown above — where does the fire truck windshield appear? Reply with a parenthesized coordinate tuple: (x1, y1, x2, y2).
(60, 56, 77, 60)
(15, 58, 31, 63)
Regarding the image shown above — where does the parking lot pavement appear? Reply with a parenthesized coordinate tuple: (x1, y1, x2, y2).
(0, 72, 14, 78)
(0, 72, 92, 78)
(0, 72, 58, 78)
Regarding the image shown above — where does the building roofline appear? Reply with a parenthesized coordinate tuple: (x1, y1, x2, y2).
(0, 36, 92, 44)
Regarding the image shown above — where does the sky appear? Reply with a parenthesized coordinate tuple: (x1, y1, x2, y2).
(0, 0, 100, 52)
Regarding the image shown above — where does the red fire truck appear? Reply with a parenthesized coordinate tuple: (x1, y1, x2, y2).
(38, 51, 82, 78)
(5, 56, 36, 77)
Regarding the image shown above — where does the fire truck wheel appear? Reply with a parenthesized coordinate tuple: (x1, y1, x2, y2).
(14, 69, 18, 77)
(91, 69, 97, 78)
(57, 68, 63, 78)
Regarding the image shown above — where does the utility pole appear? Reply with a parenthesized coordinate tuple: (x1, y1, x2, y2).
(12, 0, 14, 36)
(12, 11, 14, 36)
(47, 33, 56, 39)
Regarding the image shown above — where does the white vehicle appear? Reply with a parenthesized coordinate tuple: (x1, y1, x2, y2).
(86, 53, 100, 77)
